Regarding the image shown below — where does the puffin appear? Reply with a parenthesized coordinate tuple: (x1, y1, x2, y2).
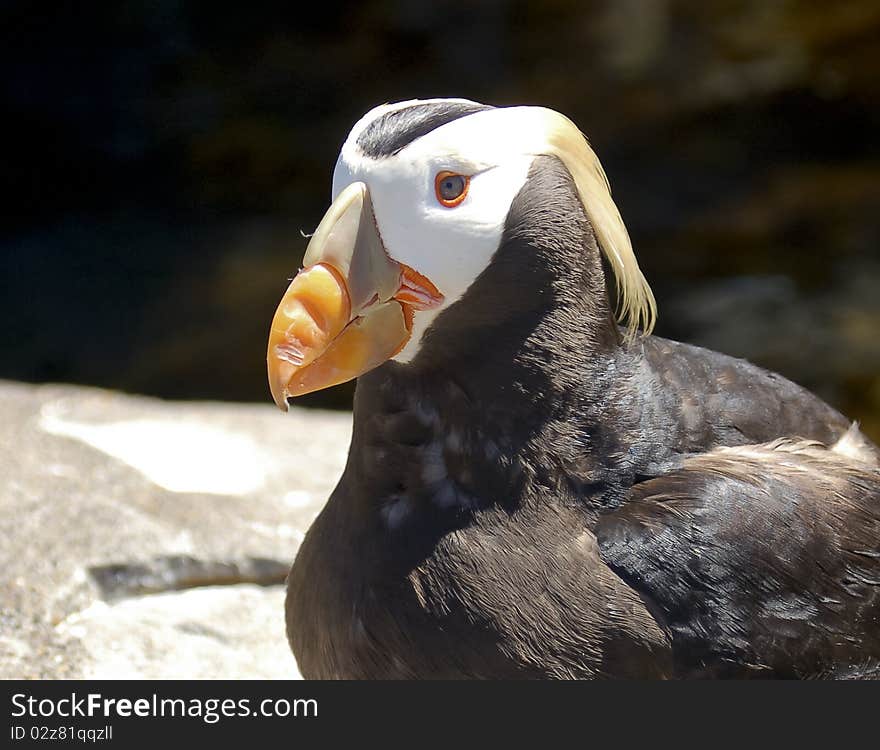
(266, 99, 880, 679)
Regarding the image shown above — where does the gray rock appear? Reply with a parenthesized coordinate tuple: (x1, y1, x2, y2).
(0, 380, 351, 679)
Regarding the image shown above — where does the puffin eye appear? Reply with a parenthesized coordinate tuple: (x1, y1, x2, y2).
(434, 171, 469, 207)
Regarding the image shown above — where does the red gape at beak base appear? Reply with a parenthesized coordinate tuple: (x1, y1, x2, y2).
(267, 182, 443, 410)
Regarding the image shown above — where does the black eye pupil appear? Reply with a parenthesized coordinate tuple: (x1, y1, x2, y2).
(439, 174, 465, 201)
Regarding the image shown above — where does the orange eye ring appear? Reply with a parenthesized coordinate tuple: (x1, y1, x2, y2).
(434, 171, 470, 208)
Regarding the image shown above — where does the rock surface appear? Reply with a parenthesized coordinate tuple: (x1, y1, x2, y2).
(0, 380, 351, 679)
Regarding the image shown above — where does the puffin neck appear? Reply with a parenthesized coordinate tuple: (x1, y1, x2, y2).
(342, 156, 647, 536)
(343, 310, 640, 575)
(399, 153, 625, 428)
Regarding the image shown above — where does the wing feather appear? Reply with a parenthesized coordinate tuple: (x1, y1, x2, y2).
(598, 430, 880, 678)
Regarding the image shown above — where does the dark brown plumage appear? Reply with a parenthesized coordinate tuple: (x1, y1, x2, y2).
(283, 119, 880, 679)
(599, 432, 880, 678)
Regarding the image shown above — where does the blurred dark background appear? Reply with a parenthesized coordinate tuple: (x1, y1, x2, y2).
(3, 0, 879, 437)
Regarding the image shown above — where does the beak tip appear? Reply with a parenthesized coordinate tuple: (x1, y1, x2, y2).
(269, 377, 291, 413)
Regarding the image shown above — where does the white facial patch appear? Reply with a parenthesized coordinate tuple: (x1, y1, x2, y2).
(332, 102, 539, 363)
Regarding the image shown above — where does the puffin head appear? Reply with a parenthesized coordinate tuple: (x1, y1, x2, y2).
(267, 98, 656, 410)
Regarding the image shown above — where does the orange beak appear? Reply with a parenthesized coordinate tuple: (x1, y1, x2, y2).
(267, 182, 443, 410)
